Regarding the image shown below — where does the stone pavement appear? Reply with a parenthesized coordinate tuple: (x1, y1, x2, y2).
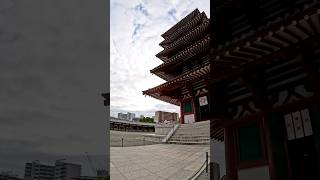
(110, 144, 209, 180)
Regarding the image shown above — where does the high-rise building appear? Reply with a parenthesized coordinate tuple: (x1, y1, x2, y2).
(24, 161, 55, 180)
(0, 171, 23, 180)
(117, 112, 136, 121)
(24, 160, 82, 180)
(53, 160, 81, 180)
(0, 174, 23, 180)
(127, 112, 135, 121)
(117, 113, 127, 120)
(70, 176, 96, 180)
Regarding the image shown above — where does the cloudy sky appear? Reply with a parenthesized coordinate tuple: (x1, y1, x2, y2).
(0, 0, 108, 177)
(110, 0, 210, 117)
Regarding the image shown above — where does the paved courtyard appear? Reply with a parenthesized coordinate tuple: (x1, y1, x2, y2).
(110, 144, 209, 180)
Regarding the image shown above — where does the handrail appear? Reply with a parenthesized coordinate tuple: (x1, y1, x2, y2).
(188, 160, 207, 180)
(162, 123, 180, 143)
(188, 152, 210, 180)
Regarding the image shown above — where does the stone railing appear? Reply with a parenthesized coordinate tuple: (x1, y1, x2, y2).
(161, 123, 180, 143)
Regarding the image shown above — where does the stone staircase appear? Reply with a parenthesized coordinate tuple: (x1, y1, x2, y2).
(167, 120, 210, 145)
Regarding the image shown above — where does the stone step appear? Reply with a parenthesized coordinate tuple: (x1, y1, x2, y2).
(176, 129, 210, 133)
(180, 122, 209, 126)
(166, 120, 210, 145)
(179, 125, 210, 129)
(170, 134, 210, 137)
(167, 140, 209, 145)
(175, 133, 209, 135)
(176, 131, 209, 134)
(178, 129, 209, 132)
(167, 139, 209, 142)
(181, 121, 210, 125)
(169, 138, 209, 142)
(180, 123, 209, 126)
(179, 124, 209, 128)
(170, 137, 210, 141)
(172, 134, 209, 138)
(178, 128, 208, 131)
(176, 127, 209, 130)
(180, 121, 210, 125)
(179, 125, 209, 128)
(176, 129, 209, 131)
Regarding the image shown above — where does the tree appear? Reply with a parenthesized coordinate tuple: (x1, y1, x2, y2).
(139, 117, 154, 123)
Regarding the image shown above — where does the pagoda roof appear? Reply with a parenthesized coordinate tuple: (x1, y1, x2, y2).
(151, 35, 210, 75)
(209, 5, 320, 76)
(161, 9, 200, 38)
(144, 93, 180, 106)
(159, 12, 207, 48)
(143, 64, 210, 105)
(156, 18, 209, 60)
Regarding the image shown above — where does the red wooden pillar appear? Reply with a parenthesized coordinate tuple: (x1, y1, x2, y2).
(262, 116, 276, 180)
(225, 127, 237, 180)
(180, 101, 184, 124)
(192, 96, 198, 122)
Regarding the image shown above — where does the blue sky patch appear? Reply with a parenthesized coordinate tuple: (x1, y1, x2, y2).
(134, 3, 149, 16)
(168, 8, 178, 21)
(132, 23, 143, 37)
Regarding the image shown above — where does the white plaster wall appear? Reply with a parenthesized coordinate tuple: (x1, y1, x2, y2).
(184, 114, 195, 123)
(211, 139, 226, 177)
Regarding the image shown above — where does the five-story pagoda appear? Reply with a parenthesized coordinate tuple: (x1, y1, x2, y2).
(143, 9, 210, 124)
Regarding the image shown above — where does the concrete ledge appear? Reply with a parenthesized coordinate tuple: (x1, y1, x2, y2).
(142, 134, 165, 143)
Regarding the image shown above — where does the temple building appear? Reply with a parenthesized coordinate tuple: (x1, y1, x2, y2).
(209, 0, 320, 180)
(143, 9, 211, 124)
(154, 111, 178, 123)
(144, 1, 320, 179)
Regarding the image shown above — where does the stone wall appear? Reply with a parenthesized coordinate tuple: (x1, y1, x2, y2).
(155, 123, 175, 135)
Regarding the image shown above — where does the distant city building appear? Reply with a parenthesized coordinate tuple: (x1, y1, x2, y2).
(117, 112, 136, 121)
(0, 171, 22, 180)
(24, 161, 55, 180)
(0, 174, 22, 180)
(96, 169, 108, 178)
(24, 160, 82, 180)
(70, 176, 96, 180)
(154, 111, 178, 123)
(54, 160, 81, 180)
(132, 117, 140, 122)
(117, 113, 127, 120)
(127, 112, 135, 121)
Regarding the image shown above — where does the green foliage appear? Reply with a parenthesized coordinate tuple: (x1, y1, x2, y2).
(97, 176, 109, 180)
(140, 117, 154, 123)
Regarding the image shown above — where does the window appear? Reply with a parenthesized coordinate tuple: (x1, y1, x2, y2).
(184, 101, 193, 113)
(238, 123, 263, 161)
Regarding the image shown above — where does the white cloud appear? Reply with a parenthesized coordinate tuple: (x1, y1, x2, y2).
(110, 0, 209, 117)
